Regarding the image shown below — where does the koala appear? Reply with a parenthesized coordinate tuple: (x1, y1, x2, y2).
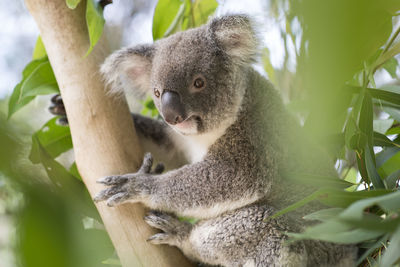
(87, 15, 358, 266)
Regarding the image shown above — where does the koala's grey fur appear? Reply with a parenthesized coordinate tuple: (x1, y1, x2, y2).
(95, 15, 357, 266)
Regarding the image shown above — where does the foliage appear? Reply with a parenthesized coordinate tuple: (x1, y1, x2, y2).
(265, 0, 400, 266)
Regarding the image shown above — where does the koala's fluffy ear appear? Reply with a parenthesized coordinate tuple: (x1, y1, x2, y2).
(100, 44, 154, 95)
(209, 15, 258, 64)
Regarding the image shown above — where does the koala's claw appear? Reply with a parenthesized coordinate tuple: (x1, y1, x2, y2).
(146, 233, 171, 245)
(97, 175, 128, 185)
(106, 192, 130, 206)
(94, 153, 163, 206)
(144, 211, 192, 246)
(139, 153, 154, 173)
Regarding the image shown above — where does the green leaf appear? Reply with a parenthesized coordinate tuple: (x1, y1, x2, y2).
(348, 86, 400, 106)
(385, 169, 400, 189)
(32, 36, 47, 60)
(378, 150, 400, 179)
(270, 188, 392, 219)
(191, 0, 218, 27)
(8, 58, 58, 118)
(380, 226, 400, 267)
(376, 147, 400, 168)
(364, 144, 385, 189)
(283, 172, 354, 189)
(69, 162, 82, 181)
(287, 219, 384, 244)
(262, 48, 277, 85)
(382, 57, 398, 78)
(66, 0, 81, 9)
(356, 235, 389, 266)
(374, 131, 399, 147)
(85, 0, 105, 56)
(29, 118, 72, 163)
(152, 0, 184, 40)
(340, 190, 400, 220)
(373, 119, 394, 135)
(383, 106, 400, 122)
(302, 208, 343, 222)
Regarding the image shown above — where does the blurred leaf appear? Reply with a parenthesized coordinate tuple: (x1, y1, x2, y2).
(376, 147, 400, 169)
(270, 188, 392, 219)
(340, 190, 400, 220)
(385, 169, 400, 189)
(373, 131, 399, 148)
(287, 219, 384, 244)
(262, 48, 277, 85)
(284, 172, 354, 189)
(364, 145, 385, 189)
(102, 258, 122, 266)
(357, 235, 389, 266)
(31, 135, 99, 219)
(33, 36, 47, 60)
(382, 57, 398, 78)
(85, 0, 105, 56)
(380, 226, 400, 267)
(373, 119, 394, 135)
(302, 208, 343, 222)
(383, 106, 400, 122)
(8, 58, 58, 118)
(69, 162, 82, 181)
(152, 0, 184, 40)
(191, 0, 218, 27)
(66, 0, 81, 9)
(359, 92, 374, 147)
(29, 118, 72, 163)
(378, 150, 400, 179)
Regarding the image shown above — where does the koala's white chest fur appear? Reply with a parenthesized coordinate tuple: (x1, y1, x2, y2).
(171, 117, 234, 163)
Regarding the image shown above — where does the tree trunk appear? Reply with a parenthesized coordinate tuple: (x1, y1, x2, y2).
(24, 0, 193, 266)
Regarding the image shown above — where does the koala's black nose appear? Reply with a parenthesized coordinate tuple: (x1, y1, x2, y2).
(161, 91, 186, 125)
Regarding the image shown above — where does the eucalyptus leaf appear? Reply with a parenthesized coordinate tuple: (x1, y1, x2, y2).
(287, 219, 384, 244)
(66, 0, 81, 9)
(380, 226, 400, 267)
(152, 0, 184, 40)
(385, 169, 400, 189)
(191, 0, 218, 27)
(32, 36, 47, 60)
(8, 58, 58, 118)
(29, 118, 72, 164)
(302, 208, 343, 222)
(85, 0, 105, 56)
(382, 57, 398, 78)
(364, 145, 385, 189)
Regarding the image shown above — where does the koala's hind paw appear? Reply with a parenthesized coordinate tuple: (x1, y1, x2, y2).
(144, 211, 191, 246)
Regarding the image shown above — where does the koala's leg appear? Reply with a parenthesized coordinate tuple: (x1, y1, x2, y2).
(145, 205, 308, 267)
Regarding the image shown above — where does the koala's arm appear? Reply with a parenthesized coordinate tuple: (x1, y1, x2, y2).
(131, 113, 188, 169)
(145, 158, 264, 218)
(95, 148, 268, 219)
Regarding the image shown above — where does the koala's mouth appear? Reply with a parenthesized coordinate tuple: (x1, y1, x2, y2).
(172, 115, 202, 135)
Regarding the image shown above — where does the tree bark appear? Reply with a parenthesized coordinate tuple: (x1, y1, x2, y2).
(24, 0, 193, 266)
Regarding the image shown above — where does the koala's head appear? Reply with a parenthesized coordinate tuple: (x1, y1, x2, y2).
(101, 15, 258, 135)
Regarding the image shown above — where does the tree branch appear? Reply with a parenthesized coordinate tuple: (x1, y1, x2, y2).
(24, 0, 193, 266)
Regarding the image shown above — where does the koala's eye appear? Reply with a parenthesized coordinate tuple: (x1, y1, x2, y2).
(154, 88, 160, 98)
(193, 78, 205, 89)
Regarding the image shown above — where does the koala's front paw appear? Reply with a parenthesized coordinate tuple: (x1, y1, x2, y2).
(49, 94, 68, 125)
(94, 153, 164, 207)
